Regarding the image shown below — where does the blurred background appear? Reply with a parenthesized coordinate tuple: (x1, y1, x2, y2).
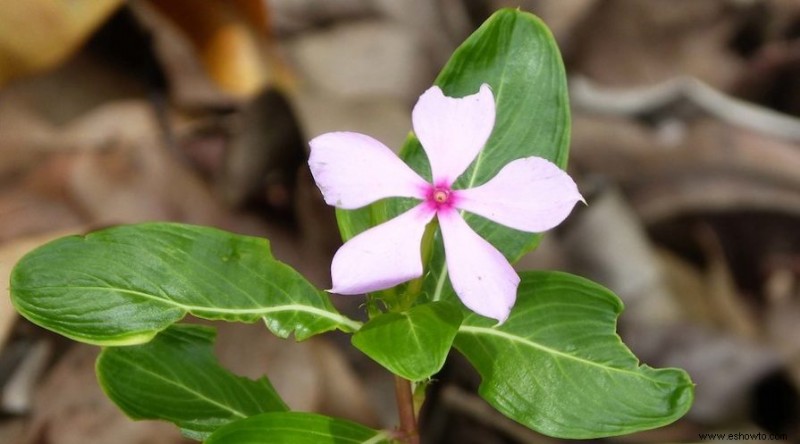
(0, 1, 799, 443)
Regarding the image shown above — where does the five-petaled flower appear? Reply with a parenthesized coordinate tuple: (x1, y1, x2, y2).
(309, 84, 583, 322)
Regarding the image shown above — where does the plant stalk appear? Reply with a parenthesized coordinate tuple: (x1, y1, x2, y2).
(394, 375, 420, 444)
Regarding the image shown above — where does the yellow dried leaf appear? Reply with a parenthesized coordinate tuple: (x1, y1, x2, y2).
(147, 0, 280, 97)
(0, 0, 123, 87)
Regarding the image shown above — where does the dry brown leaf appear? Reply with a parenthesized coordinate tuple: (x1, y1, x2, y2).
(24, 344, 189, 444)
(310, 339, 380, 428)
(213, 322, 379, 427)
(1, 340, 52, 414)
(46, 100, 228, 227)
(491, 0, 600, 51)
(231, 0, 272, 32)
(562, 188, 683, 325)
(217, 89, 306, 209)
(0, 418, 25, 444)
(658, 249, 718, 325)
(284, 20, 430, 103)
(570, 115, 800, 222)
(569, 0, 744, 88)
(268, 0, 377, 35)
(0, 0, 123, 87)
(696, 225, 761, 339)
(145, 0, 280, 97)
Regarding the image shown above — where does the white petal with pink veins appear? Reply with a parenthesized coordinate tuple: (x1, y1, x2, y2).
(412, 84, 495, 184)
(438, 209, 519, 323)
(456, 156, 584, 233)
(309, 132, 428, 210)
(330, 204, 435, 295)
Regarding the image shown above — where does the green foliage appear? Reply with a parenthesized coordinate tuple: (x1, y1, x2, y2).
(204, 412, 390, 444)
(455, 271, 694, 438)
(352, 302, 462, 381)
(10, 223, 359, 345)
(97, 325, 288, 440)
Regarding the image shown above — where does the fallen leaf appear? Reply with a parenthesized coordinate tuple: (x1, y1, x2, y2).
(143, 0, 278, 97)
(0, 0, 123, 86)
(24, 344, 189, 444)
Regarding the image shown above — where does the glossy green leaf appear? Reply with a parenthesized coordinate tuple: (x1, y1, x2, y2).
(352, 301, 462, 381)
(97, 324, 287, 440)
(10, 223, 360, 345)
(205, 412, 391, 444)
(455, 271, 694, 439)
(334, 9, 571, 303)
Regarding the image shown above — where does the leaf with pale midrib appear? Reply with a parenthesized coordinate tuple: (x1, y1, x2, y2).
(455, 271, 694, 438)
(205, 412, 391, 444)
(352, 301, 462, 381)
(97, 324, 288, 441)
(10, 223, 360, 345)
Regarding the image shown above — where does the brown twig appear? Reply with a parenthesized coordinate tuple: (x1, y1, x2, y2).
(570, 75, 800, 141)
(394, 376, 420, 444)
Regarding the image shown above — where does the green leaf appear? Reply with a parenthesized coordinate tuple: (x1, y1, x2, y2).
(205, 412, 391, 444)
(10, 223, 360, 345)
(334, 9, 571, 302)
(97, 324, 287, 441)
(455, 271, 694, 439)
(352, 302, 462, 381)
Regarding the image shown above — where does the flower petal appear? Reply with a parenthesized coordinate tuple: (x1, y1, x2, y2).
(438, 209, 518, 322)
(309, 131, 428, 209)
(412, 84, 495, 184)
(456, 156, 584, 233)
(330, 204, 435, 295)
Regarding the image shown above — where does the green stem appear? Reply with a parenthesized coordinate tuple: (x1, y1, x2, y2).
(397, 220, 439, 311)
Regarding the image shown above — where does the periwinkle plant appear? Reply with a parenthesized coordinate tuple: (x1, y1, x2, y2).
(9, 9, 693, 444)
(310, 83, 583, 322)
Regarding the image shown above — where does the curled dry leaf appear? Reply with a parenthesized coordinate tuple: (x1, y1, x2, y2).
(570, 75, 800, 141)
(268, 0, 377, 35)
(562, 188, 683, 325)
(143, 0, 284, 98)
(570, 114, 800, 222)
(53, 100, 226, 227)
(213, 322, 379, 428)
(217, 89, 306, 210)
(285, 19, 431, 103)
(0, 0, 123, 86)
(568, 0, 744, 88)
(24, 345, 189, 444)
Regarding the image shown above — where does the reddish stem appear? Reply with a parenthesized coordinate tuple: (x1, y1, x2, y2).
(394, 376, 420, 444)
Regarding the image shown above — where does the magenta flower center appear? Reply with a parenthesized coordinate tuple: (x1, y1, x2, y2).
(425, 182, 457, 212)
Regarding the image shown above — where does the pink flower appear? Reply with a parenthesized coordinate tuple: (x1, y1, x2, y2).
(309, 84, 583, 322)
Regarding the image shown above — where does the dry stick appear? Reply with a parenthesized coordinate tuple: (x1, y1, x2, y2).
(570, 75, 800, 141)
(394, 376, 420, 444)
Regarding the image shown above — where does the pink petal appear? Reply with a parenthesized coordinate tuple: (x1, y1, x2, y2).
(330, 204, 435, 295)
(309, 132, 428, 209)
(412, 84, 495, 184)
(456, 157, 584, 233)
(438, 209, 519, 323)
